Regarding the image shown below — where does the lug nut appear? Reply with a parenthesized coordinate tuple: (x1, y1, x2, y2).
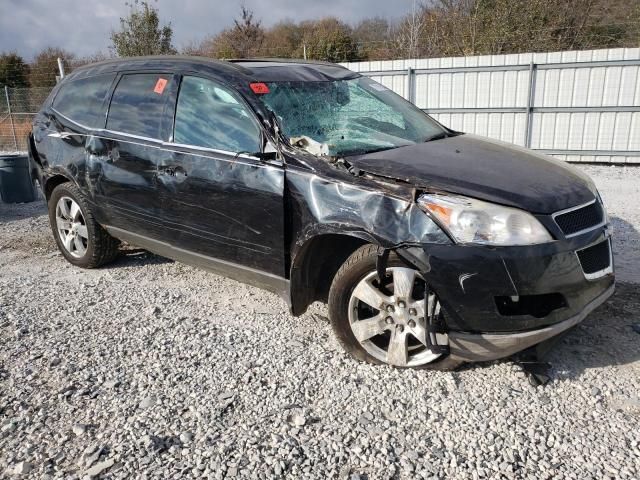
(397, 324, 405, 332)
(397, 300, 406, 308)
(408, 320, 416, 328)
(386, 305, 395, 313)
(385, 316, 394, 324)
(409, 308, 417, 316)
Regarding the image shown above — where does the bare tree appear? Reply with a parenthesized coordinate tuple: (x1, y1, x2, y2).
(425, 0, 617, 56)
(232, 6, 265, 57)
(394, 0, 426, 58)
(261, 21, 305, 58)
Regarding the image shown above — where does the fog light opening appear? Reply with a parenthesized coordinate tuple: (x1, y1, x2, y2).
(495, 293, 567, 318)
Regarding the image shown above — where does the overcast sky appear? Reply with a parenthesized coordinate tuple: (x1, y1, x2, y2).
(1, 0, 411, 60)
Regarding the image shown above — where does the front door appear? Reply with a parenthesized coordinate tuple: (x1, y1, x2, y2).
(158, 75, 286, 281)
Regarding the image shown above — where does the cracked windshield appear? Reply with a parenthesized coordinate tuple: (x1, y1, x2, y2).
(259, 77, 446, 157)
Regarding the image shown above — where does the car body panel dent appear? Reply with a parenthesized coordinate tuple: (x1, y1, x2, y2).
(285, 162, 450, 255)
(399, 228, 614, 334)
(157, 148, 286, 276)
(447, 284, 614, 362)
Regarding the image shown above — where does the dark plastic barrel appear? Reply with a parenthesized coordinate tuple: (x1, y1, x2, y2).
(0, 154, 37, 203)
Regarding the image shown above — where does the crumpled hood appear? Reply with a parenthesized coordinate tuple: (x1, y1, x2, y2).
(347, 134, 597, 214)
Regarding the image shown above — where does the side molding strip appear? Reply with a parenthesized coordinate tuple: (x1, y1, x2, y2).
(104, 226, 290, 303)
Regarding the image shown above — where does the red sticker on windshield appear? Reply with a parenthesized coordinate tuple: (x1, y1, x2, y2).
(154, 78, 168, 94)
(250, 82, 270, 94)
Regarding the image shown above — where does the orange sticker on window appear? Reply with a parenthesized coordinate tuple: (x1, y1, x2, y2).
(250, 82, 270, 94)
(154, 78, 168, 94)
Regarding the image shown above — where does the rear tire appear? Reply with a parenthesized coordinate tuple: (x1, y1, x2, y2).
(48, 182, 120, 268)
(328, 244, 462, 370)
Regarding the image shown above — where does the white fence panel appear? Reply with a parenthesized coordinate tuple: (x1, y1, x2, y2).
(343, 48, 640, 164)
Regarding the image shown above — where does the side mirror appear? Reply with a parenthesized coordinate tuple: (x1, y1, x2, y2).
(263, 140, 277, 154)
(256, 144, 278, 161)
(257, 133, 280, 161)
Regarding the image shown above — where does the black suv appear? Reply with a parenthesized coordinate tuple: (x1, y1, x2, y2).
(29, 56, 614, 369)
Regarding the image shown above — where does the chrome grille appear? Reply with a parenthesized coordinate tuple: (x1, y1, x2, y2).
(554, 200, 604, 237)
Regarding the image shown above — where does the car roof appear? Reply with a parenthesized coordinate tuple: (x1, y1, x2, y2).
(68, 55, 359, 83)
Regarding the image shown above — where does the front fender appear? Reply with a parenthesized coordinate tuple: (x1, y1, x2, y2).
(285, 168, 451, 315)
(286, 168, 450, 254)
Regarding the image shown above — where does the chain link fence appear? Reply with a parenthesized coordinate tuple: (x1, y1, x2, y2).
(0, 86, 53, 152)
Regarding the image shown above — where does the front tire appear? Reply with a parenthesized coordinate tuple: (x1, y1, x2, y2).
(328, 244, 462, 370)
(48, 182, 120, 268)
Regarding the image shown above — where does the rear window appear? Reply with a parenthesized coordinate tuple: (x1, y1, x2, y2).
(52, 74, 115, 128)
(106, 74, 171, 139)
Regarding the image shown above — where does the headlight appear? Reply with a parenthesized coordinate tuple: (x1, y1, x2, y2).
(418, 193, 552, 245)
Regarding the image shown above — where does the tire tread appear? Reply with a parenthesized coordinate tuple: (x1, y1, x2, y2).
(49, 182, 120, 269)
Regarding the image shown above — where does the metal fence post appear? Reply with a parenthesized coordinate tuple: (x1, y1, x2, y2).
(524, 62, 537, 148)
(406, 67, 415, 104)
(57, 57, 65, 79)
(5, 86, 18, 151)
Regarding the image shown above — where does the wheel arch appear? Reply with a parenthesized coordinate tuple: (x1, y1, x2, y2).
(43, 173, 74, 201)
(289, 232, 376, 316)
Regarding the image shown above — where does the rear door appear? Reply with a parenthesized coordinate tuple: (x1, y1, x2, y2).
(95, 72, 178, 239)
(158, 74, 286, 278)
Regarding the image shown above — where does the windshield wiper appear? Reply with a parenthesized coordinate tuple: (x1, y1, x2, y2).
(340, 145, 398, 157)
(424, 131, 450, 142)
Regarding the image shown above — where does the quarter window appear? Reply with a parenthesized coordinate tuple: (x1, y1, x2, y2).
(107, 74, 171, 139)
(52, 74, 115, 128)
(174, 76, 261, 153)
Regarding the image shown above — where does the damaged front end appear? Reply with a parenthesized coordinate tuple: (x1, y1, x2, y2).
(248, 69, 614, 367)
(398, 239, 614, 363)
(282, 138, 614, 366)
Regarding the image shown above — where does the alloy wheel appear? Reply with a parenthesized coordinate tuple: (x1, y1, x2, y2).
(347, 267, 445, 367)
(55, 196, 89, 258)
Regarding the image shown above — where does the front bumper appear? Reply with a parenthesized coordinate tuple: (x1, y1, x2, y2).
(447, 283, 613, 361)
(400, 225, 615, 361)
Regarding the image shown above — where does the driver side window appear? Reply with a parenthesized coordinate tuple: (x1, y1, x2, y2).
(174, 76, 261, 154)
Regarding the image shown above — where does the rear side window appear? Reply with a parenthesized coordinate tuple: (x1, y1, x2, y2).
(173, 76, 261, 153)
(52, 74, 115, 128)
(107, 74, 171, 139)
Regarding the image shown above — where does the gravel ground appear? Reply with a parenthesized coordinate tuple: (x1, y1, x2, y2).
(1, 165, 639, 479)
